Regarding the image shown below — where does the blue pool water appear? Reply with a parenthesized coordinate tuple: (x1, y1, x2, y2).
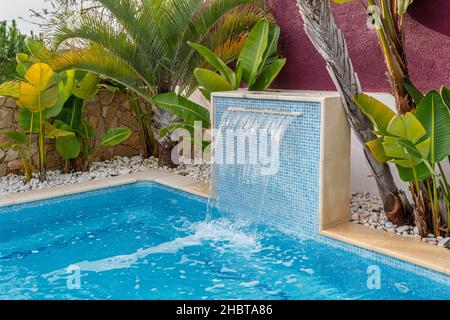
(0, 183, 449, 300)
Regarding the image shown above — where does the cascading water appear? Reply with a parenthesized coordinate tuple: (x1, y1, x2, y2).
(207, 108, 298, 229)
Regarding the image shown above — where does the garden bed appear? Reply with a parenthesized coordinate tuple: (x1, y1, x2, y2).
(0, 156, 210, 195)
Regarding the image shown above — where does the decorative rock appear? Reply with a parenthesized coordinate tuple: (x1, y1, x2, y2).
(0, 155, 210, 196)
(413, 234, 422, 241)
(396, 225, 409, 234)
(422, 238, 437, 245)
(385, 222, 394, 228)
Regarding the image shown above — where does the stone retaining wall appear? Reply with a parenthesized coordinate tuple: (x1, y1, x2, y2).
(0, 91, 145, 176)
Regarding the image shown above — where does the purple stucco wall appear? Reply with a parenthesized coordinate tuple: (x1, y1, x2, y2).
(268, 0, 450, 93)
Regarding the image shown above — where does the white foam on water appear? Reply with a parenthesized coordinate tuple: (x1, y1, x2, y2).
(239, 280, 260, 287)
(43, 220, 258, 283)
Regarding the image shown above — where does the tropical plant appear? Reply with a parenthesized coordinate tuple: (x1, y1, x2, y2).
(0, 20, 28, 83)
(296, 0, 412, 225)
(190, 19, 286, 99)
(47, 0, 271, 167)
(152, 93, 210, 139)
(19, 39, 132, 169)
(354, 90, 450, 236)
(333, 0, 416, 114)
(0, 131, 35, 181)
(0, 63, 75, 180)
(0, 38, 133, 178)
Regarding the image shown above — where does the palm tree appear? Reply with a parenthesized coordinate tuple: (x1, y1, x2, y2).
(47, 0, 270, 167)
(297, 0, 413, 225)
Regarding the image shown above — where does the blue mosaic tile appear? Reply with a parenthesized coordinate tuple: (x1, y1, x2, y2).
(212, 94, 450, 287)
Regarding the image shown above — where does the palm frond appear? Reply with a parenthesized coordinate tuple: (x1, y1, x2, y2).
(49, 46, 154, 101)
(49, 8, 157, 85)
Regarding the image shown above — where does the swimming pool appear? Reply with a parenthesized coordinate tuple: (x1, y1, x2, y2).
(0, 182, 448, 300)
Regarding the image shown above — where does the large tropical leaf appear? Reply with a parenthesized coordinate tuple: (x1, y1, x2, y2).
(250, 58, 286, 91)
(101, 127, 133, 147)
(258, 25, 281, 74)
(396, 162, 431, 182)
(441, 86, 450, 110)
(194, 68, 234, 99)
(56, 135, 81, 160)
(188, 41, 236, 86)
(18, 108, 39, 133)
(18, 63, 59, 112)
(0, 80, 20, 99)
(57, 95, 84, 133)
(353, 94, 396, 135)
(386, 113, 427, 144)
(415, 91, 450, 163)
(152, 92, 210, 126)
(72, 72, 100, 100)
(26, 38, 55, 63)
(366, 137, 392, 163)
(237, 19, 269, 87)
(45, 122, 76, 139)
(0, 131, 28, 144)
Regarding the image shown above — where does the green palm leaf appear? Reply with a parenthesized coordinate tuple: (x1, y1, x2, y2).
(152, 92, 210, 126)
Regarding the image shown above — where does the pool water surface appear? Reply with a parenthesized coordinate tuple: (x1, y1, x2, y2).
(0, 183, 448, 300)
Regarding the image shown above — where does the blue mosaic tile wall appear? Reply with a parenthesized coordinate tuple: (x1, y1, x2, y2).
(213, 96, 322, 237)
(212, 95, 450, 285)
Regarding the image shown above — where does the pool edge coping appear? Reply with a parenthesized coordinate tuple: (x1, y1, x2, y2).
(0, 174, 449, 277)
(321, 223, 450, 276)
(0, 170, 209, 208)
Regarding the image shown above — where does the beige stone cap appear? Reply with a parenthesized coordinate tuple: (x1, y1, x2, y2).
(321, 223, 450, 276)
(0, 169, 209, 208)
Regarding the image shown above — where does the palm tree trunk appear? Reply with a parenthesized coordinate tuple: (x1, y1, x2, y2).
(152, 102, 179, 168)
(296, 0, 413, 225)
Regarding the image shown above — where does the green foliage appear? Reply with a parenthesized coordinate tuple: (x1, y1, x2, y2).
(354, 91, 450, 236)
(101, 127, 133, 147)
(0, 20, 27, 83)
(152, 92, 210, 138)
(0, 130, 35, 181)
(190, 19, 286, 100)
(46, 0, 270, 167)
(0, 39, 132, 177)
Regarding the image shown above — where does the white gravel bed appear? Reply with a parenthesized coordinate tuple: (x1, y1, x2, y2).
(0, 155, 210, 195)
(350, 192, 450, 248)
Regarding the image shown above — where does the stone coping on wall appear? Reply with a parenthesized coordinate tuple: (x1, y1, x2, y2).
(0, 174, 448, 276)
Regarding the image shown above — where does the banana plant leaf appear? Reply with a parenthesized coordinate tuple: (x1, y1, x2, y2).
(152, 92, 210, 127)
(44, 121, 76, 139)
(188, 42, 236, 87)
(101, 127, 133, 147)
(193, 68, 234, 100)
(237, 19, 269, 87)
(353, 93, 396, 135)
(250, 58, 286, 91)
(17, 63, 59, 112)
(56, 135, 81, 160)
(415, 91, 450, 163)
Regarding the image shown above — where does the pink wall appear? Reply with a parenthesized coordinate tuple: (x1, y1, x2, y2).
(268, 0, 450, 93)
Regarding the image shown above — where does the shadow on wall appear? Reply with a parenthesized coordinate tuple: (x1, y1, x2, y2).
(409, 0, 450, 37)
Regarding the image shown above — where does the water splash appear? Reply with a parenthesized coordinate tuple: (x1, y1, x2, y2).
(208, 109, 296, 228)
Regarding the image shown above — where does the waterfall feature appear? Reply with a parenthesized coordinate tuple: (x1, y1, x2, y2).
(208, 107, 300, 227)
